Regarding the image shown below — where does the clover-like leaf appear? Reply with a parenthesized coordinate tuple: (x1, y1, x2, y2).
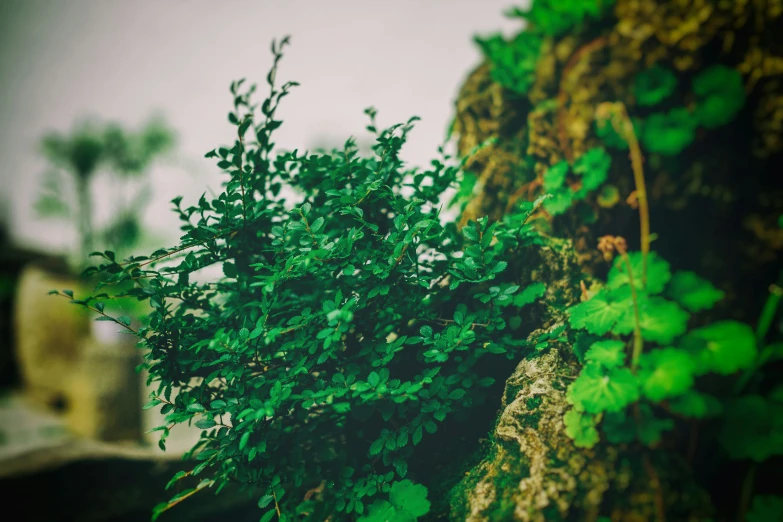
(692, 65, 746, 129)
(668, 390, 723, 419)
(584, 340, 626, 368)
(543, 186, 574, 216)
(603, 405, 673, 446)
(641, 108, 696, 156)
(612, 295, 690, 345)
(719, 395, 783, 461)
(602, 409, 636, 444)
(666, 270, 724, 312)
(607, 251, 671, 294)
(637, 347, 695, 401)
(572, 332, 602, 364)
(567, 363, 640, 414)
(390, 479, 431, 519)
(567, 287, 629, 335)
(358, 500, 397, 522)
(746, 495, 783, 522)
(634, 403, 674, 446)
(564, 408, 600, 448)
(543, 161, 569, 191)
(573, 147, 611, 192)
(684, 320, 757, 375)
(633, 65, 677, 107)
(513, 282, 547, 308)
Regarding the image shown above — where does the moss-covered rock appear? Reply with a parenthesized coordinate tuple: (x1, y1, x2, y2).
(449, 0, 783, 519)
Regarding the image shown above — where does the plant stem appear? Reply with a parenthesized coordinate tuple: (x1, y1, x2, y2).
(643, 452, 666, 522)
(737, 463, 757, 522)
(618, 247, 644, 370)
(238, 133, 247, 225)
(76, 175, 93, 261)
(621, 107, 650, 287)
(602, 102, 650, 287)
(755, 283, 782, 344)
(735, 283, 782, 394)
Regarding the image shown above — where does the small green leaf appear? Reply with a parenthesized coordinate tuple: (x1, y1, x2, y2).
(567, 287, 628, 335)
(668, 390, 722, 419)
(746, 495, 783, 522)
(719, 395, 783, 461)
(584, 340, 626, 368)
(612, 295, 689, 345)
(542, 161, 568, 191)
(637, 347, 695, 402)
(258, 494, 275, 509)
(567, 363, 640, 414)
(607, 251, 671, 294)
(564, 409, 599, 448)
(310, 216, 325, 233)
(239, 431, 251, 450)
(513, 282, 546, 308)
(684, 320, 757, 375)
(389, 479, 431, 518)
(666, 270, 724, 312)
(195, 418, 217, 429)
(543, 187, 574, 216)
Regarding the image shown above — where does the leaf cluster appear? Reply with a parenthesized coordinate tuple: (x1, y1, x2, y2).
(72, 39, 550, 521)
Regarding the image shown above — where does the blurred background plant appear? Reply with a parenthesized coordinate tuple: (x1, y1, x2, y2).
(34, 117, 175, 264)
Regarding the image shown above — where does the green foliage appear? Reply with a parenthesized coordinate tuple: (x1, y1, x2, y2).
(36, 117, 174, 260)
(612, 295, 689, 344)
(595, 113, 643, 150)
(692, 65, 746, 129)
(719, 392, 783, 461)
(667, 390, 722, 419)
(560, 217, 778, 454)
(666, 271, 725, 312)
(70, 40, 550, 520)
(607, 251, 670, 294)
(358, 480, 431, 522)
(573, 147, 611, 193)
(637, 348, 694, 401)
(583, 339, 626, 368)
(541, 148, 612, 216)
(542, 161, 568, 192)
(633, 65, 677, 107)
(567, 362, 640, 414)
(683, 321, 757, 376)
(505, 0, 616, 37)
(476, 0, 615, 95)
(567, 287, 628, 335)
(641, 108, 696, 156)
(746, 495, 783, 522)
(563, 409, 599, 448)
(474, 31, 543, 95)
(562, 199, 780, 497)
(632, 63, 745, 157)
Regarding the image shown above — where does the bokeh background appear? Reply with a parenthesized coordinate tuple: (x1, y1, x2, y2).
(1, 0, 519, 254)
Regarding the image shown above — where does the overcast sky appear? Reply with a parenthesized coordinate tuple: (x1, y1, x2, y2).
(0, 0, 521, 255)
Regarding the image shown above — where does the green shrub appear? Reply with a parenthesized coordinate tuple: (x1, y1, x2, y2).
(63, 38, 550, 521)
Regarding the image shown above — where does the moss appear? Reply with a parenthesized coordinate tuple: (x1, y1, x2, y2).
(450, 0, 783, 519)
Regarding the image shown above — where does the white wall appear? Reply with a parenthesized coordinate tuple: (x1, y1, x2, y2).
(0, 0, 523, 255)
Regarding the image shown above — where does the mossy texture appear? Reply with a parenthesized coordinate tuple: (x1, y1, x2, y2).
(449, 0, 783, 519)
